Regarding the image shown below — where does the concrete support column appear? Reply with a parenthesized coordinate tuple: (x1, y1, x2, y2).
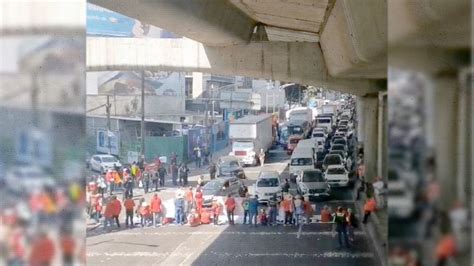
(378, 92, 388, 179)
(192, 72, 203, 99)
(356, 97, 365, 144)
(362, 95, 379, 183)
(431, 76, 459, 211)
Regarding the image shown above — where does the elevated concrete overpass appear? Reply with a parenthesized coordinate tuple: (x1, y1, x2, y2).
(87, 0, 388, 182)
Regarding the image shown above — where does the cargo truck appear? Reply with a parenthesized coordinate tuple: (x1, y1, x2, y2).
(228, 114, 273, 166)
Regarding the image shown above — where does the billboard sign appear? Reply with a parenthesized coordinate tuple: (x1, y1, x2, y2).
(97, 129, 119, 155)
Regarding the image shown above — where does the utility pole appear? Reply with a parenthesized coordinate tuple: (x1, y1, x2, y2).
(140, 70, 145, 161)
(265, 92, 269, 113)
(106, 95, 112, 154)
(272, 91, 276, 113)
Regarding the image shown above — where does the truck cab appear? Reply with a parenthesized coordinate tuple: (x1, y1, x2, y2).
(229, 141, 257, 166)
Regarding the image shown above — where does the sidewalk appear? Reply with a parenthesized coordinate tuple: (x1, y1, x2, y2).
(186, 145, 232, 181)
(354, 180, 388, 266)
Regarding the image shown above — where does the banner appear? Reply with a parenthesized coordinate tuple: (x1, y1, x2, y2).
(96, 129, 119, 155)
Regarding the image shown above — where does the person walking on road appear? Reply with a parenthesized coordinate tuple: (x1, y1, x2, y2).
(248, 195, 259, 227)
(293, 195, 304, 226)
(194, 146, 202, 168)
(225, 194, 236, 225)
(158, 164, 167, 187)
(211, 199, 222, 225)
(142, 171, 150, 194)
(179, 163, 189, 186)
(124, 177, 134, 199)
(303, 196, 314, 224)
(124, 196, 135, 228)
(209, 162, 217, 180)
(346, 208, 358, 243)
(104, 196, 121, 230)
(242, 193, 250, 224)
(150, 194, 163, 227)
(334, 206, 351, 249)
(195, 187, 203, 213)
(151, 170, 159, 192)
(185, 187, 194, 222)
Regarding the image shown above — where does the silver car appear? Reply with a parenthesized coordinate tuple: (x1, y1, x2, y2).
(296, 169, 331, 199)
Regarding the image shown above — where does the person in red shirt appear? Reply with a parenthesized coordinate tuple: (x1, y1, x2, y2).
(195, 188, 203, 213)
(211, 200, 221, 225)
(303, 197, 314, 224)
(363, 196, 377, 224)
(104, 196, 121, 230)
(320, 205, 332, 223)
(200, 209, 211, 224)
(29, 232, 55, 266)
(140, 202, 152, 227)
(225, 194, 236, 225)
(187, 208, 201, 227)
(150, 194, 162, 227)
(436, 233, 457, 266)
(124, 196, 135, 228)
(281, 196, 294, 226)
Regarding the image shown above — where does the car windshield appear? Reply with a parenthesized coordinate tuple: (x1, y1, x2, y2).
(327, 168, 346, 174)
(340, 121, 348, 125)
(303, 171, 324, 182)
(257, 178, 279, 187)
(101, 156, 117, 163)
(280, 128, 289, 139)
(325, 155, 341, 165)
(338, 128, 348, 132)
(291, 158, 313, 166)
(332, 145, 345, 151)
(233, 142, 253, 149)
(317, 119, 331, 124)
(388, 190, 405, 197)
(313, 133, 324, 138)
(221, 160, 239, 168)
(288, 126, 303, 135)
(203, 180, 225, 193)
(334, 140, 346, 145)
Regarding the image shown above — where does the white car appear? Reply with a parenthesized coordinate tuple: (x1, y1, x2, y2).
(255, 171, 282, 203)
(388, 187, 415, 219)
(89, 154, 122, 173)
(324, 165, 349, 187)
(5, 166, 55, 193)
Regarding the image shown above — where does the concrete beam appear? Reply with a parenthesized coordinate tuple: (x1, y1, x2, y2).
(89, 0, 255, 46)
(0, 0, 85, 35)
(87, 37, 382, 96)
(320, 0, 387, 79)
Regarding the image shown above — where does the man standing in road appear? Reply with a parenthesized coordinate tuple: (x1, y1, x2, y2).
(151, 170, 159, 192)
(248, 195, 259, 227)
(124, 195, 135, 228)
(209, 162, 217, 180)
(225, 194, 236, 225)
(258, 148, 265, 167)
(171, 163, 179, 186)
(194, 146, 202, 168)
(268, 194, 278, 226)
(158, 164, 167, 187)
(184, 187, 194, 222)
(334, 206, 351, 249)
(363, 196, 377, 224)
(242, 193, 250, 224)
(175, 193, 185, 225)
(150, 194, 162, 227)
(179, 163, 190, 186)
(281, 179, 290, 193)
(142, 171, 150, 194)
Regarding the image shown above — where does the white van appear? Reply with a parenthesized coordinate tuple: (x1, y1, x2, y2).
(316, 117, 333, 133)
(289, 144, 315, 181)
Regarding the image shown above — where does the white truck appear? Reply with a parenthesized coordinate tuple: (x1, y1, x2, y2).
(228, 114, 273, 166)
(321, 104, 337, 117)
(288, 107, 313, 124)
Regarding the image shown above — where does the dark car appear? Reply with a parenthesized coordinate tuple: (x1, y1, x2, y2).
(202, 177, 244, 207)
(217, 156, 246, 179)
(332, 138, 347, 147)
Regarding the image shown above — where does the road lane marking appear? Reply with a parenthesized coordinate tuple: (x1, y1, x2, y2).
(88, 251, 374, 259)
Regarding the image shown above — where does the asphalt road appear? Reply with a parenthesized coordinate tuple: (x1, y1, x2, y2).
(87, 144, 377, 266)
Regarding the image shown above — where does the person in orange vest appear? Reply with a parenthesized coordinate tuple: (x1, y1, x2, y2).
(225, 194, 236, 225)
(320, 205, 332, 223)
(61, 231, 76, 266)
(150, 194, 162, 227)
(104, 195, 121, 230)
(303, 196, 314, 224)
(139, 202, 152, 227)
(124, 195, 135, 228)
(29, 231, 55, 266)
(363, 196, 377, 224)
(200, 209, 211, 224)
(187, 208, 201, 227)
(436, 233, 457, 266)
(113, 170, 122, 190)
(211, 200, 221, 225)
(195, 187, 203, 213)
